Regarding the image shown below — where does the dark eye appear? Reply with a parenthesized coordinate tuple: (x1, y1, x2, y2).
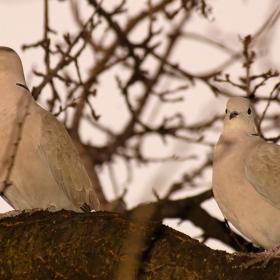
(225, 109, 228, 114)
(247, 108, 251, 115)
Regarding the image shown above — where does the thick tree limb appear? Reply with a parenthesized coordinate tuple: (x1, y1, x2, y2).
(0, 210, 279, 279)
(127, 190, 256, 253)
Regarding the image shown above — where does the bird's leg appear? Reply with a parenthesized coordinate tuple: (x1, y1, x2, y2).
(238, 246, 280, 269)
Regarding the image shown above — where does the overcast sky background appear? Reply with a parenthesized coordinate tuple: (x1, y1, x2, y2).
(0, 0, 280, 253)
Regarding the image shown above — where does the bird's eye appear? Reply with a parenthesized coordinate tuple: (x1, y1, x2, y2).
(247, 108, 251, 115)
(225, 109, 228, 114)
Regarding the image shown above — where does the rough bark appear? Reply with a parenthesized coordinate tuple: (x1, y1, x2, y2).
(0, 210, 279, 279)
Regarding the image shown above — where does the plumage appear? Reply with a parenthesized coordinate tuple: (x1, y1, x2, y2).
(213, 97, 280, 250)
(245, 143, 280, 207)
(0, 46, 100, 212)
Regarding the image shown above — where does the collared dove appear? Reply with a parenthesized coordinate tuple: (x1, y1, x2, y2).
(213, 97, 280, 265)
(0, 46, 100, 213)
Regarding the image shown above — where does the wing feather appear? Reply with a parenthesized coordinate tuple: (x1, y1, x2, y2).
(245, 142, 280, 208)
(37, 113, 100, 211)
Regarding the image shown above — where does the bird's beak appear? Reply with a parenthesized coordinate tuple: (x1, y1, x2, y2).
(229, 111, 239, 119)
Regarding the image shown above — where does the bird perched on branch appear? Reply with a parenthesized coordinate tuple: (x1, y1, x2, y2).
(213, 97, 280, 267)
(0, 46, 100, 213)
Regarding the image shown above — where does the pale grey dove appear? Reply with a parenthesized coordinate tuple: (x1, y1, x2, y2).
(0, 46, 100, 212)
(213, 97, 280, 257)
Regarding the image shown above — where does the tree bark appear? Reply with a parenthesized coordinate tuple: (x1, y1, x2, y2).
(0, 210, 279, 279)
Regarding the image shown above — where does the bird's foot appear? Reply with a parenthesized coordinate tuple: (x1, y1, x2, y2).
(0, 206, 57, 219)
(0, 209, 23, 219)
(237, 246, 280, 269)
(19, 206, 57, 214)
(44, 205, 57, 212)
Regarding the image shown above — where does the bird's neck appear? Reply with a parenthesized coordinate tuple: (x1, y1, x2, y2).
(223, 124, 257, 136)
(0, 83, 32, 120)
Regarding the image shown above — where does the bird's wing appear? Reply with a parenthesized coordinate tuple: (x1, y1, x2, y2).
(37, 113, 100, 211)
(245, 141, 280, 208)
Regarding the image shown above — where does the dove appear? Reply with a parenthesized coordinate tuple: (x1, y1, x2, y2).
(0, 46, 100, 213)
(212, 97, 280, 265)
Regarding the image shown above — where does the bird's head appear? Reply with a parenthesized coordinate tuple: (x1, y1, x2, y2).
(223, 97, 257, 135)
(0, 46, 28, 89)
